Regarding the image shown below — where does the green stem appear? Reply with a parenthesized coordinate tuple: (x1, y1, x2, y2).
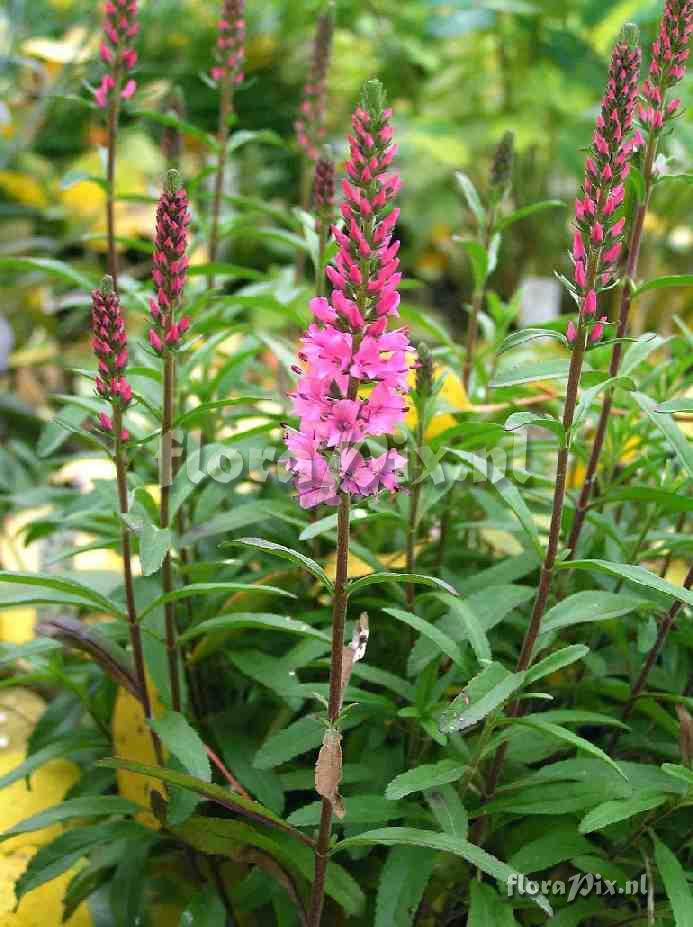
(208, 79, 233, 289)
(405, 418, 424, 608)
(113, 407, 164, 764)
(160, 351, 181, 712)
(307, 492, 351, 927)
(566, 130, 658, 557)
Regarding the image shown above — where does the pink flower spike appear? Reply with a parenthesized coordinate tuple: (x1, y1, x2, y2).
(572, 232, 585, 261)
(584, 289, 597, 316)
(566, 320, 578, 345)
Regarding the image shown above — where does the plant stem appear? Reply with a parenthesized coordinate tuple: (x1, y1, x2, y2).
(566, 134, 657, 558)
(406, 417, 424, 608)
(485, 316, 589, 798)
(208, 79, 233, 289)
(113, 408, 163, 765)
(462, 208, 495, 391)
(608, 562, 693, 752)
(160, 351, 181, 712)
(307, 491, 351, 927)
(106, 95, 121, 290)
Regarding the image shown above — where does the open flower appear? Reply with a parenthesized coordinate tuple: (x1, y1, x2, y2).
(285, 81, 412, 508)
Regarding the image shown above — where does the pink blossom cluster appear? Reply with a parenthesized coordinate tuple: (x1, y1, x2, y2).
(285, 82, 411, 509)
(95, 0, 139, 109)
(641, 0, 692, 129)
(148, 172, 191, 355)
(91, 278, 132, 438)
(211, 0, 245, 86)
(567, 31, 641, 346)
(295, 6, 334, 160)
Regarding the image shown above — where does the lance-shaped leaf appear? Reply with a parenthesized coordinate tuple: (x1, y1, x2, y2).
(348, 572, 457, 598)
(37, 616, 141, 700)
(226, 538, 333, 591)
(438, 662, 525, 734)
(138, 581, 296, 620)
(0, 571, 125, 618)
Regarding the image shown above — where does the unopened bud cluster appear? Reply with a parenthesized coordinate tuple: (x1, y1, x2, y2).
(91, 277, 132, 439)
(296, 5, 335, 160)
(211, 0, 245, 87)
(148, 172, 191, 355)
(641, 0, 692, 129)
(95, 0, 139, 109)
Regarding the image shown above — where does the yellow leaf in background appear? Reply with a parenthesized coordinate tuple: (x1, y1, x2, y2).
(0, 689, 92, 927)
(0, 173, 48, 210)
(112, 682, 166, 831)
(665, 560, 689, 587)
(480, 529, 523, 556)
(323, 545, 425, 582)
(0, 508, 50, 646)
(52, 458, 116, 494)
(406, 366, 473, 440)
(21, 28, 95, 65)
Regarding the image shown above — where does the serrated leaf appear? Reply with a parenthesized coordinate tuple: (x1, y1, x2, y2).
(515, 718, 628, 780)
(579, 793, 668, 834)
(332, 827, 553, 916)
(0, 796, 139, 843)
(375, 845, 436, 927)
(138, 523, 172, 576)
(386, 760, 466, 800)
(438, 662, 525, 733)
(149, 711, 211, 783)
(652, 834, 693, 926)
(524, 645, 589, 685)
(539, 591, 652, 636)
(254, 716, 324, 770)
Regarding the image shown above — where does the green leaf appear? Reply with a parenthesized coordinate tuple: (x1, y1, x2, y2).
(15, 822, 146, 901)
(375, 846, 436, 927)
(0, 638, 61, 666)
(652, 833, 693, 926)
(515, 718, 628, 780)
(633, 391, 693, 481)
(139, 581, 295, 620)
(0, 256, 95, 290)
(458, 239, 488, 289)
(504, 411, 565, 444)
(348, 572, 457, 598)
(438, 662, 525, 734)
(386, 760, 466, 800)
(382, 607, 462, 667)
(490, 358, 575, 388)
(174, 396, 267, 430)
(253, 716, 324, 770)
(455, 172, 486, 227)
(149, 711, 211, 783)
(288, 795, 401, 827)
(179, 886, 226, 927)
(655, 398, 693, 414)
(425, 785, 468, 838)
(227, 538, 333, 591)
(0, 731, 107, 789)
(178, 612, 331, 645)
(633, 274, 693, 298)
(448, 451, 542, 556)
(508, 830, 594, 874)
(97, 758, 307, 844)
(619, 334, 666, 377)
(579, 793, 668, 834)
(661, 764, 693, 788)
(539, 591, 653, 636)
(497, 199, 565, 231)
(138, 523, 172, 577)
(0, 796, 139, 843)
(434, 594, 490, 662)
(562, 560, 693, 608)
(524, 645, 589, 685)
(332, 827, 553, 917)
(468, 882, 518, 927)
(497, 327, 567, 355)
(0, 571, 124, 618)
